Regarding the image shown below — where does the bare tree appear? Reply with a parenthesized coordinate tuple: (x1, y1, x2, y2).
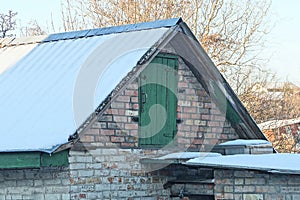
(20, 20, 47, 37)
(60, 0, 272, 89)
(244, 81, 300, 124)
(0, 10, 18, 38)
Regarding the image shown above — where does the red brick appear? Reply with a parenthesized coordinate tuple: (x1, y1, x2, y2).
(183, 107, 196, 113)
(210, 109, 221, 115)
(176, 132, 185, 137)
(204, 102, 212, 108)
(192, 102, 204, 107)
(132, 103, 139, 110)
(191, 126, 200, 131)
(126, 83, 138, 90)
(191, 113, 200, 119)
(95, 136, 110, 142)
(212, 127, 223, 133)
(111, 136, 125, 143)
(121, 143, 136, 148)
(201, 114, 211, 120)
(178, 82, 188, 88)
(86, 128, 99, 135)
(125, 124, 137, 130)
(192, 139, 203, 145)
(185, 88, 195, 94)
(111, 102, 125, 108)
(179, 113, 190, 119)
(178, 125, 191, 132)
(186, 96, 198, 101)
(114, 116, 127, 122)
(129, 129, 138, 137)
(116, 96, 130, 102)
(118, 109, 125, 115)
(124, 89, 136, 96)
(81, 135, 95, 142)
(208, 121, 220, 127)
(130, 97, 138, 103)
(107, 109, 118, 115)
(101, 129, 115, 136)
(214, 115, 226, 121)
(177, 137, 190, 144)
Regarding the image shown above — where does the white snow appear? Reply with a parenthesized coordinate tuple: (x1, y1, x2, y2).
(155, 152, 221, 160)
(186, 153, 300, 174)
(218, 139, 271, 146)
(258, 117, 300, 130)
(0, 27, 169, 153)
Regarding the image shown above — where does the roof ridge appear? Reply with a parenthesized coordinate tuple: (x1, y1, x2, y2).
(0, 18, 182, 48)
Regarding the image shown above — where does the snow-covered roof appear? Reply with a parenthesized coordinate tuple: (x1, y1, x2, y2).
(185, 153, 300, 174)
(154, 152, 221, 160)
(0, 18, 268, 153)
(258, 117, 300, 130)
(0, 18, 180, 153)
(218, 139, 271, 146)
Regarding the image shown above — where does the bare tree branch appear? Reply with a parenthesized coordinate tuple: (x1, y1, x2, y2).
(0, 10, 18, 38)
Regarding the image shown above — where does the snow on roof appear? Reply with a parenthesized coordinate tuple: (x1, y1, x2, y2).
(0, 19, 180, 153)
(185, 153, 300, 174)
(154, 152, 221, 160)
(218, 139, 271, 146)
(258, 117, 300, 130)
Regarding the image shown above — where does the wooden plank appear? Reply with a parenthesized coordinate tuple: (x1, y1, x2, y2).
(154, 57, 168, 145)
(41, 150, 69, 167)
(0, 152, 40, 169)
(0, 150, 69, 169)
(168, 57, 178, 140)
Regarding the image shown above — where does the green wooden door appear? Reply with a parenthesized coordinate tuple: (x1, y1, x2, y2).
(138, 54, 178, 147)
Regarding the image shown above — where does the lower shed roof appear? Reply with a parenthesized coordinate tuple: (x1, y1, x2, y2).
(185, 153, 300, 175)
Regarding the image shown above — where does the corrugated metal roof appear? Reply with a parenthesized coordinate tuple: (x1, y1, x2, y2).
(185, 153, 300, 175)
(0, 19, 178, 153)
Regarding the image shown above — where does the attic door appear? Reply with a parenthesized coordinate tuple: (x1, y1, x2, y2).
(138, 54, 178, 147)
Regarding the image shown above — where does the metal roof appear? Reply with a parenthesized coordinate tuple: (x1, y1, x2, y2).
(0, 19, 179, 153)
(0, 17, 269, 153)
(185, 153, 300, 175)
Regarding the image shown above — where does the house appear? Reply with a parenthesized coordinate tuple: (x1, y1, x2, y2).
(251, 82, 300, 101)
(1, 18, 300, 200)
(259, 118, 300, 152)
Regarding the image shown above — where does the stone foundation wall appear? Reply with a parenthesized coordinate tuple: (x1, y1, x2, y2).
(69, 148, 171, 200)
(0, 167, 70, 200)
(214, 169, 300, 200)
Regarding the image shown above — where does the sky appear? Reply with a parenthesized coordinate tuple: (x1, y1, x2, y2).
(1, 0, 299, 86)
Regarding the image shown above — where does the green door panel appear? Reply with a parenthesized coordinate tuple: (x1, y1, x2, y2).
(138, 54, 178, 147)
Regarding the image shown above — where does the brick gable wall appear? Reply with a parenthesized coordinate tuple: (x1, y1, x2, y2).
(79, 57, 239, 151)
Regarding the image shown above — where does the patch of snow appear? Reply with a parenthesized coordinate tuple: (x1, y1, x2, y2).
(186, 153, 300, 174)
(218, 139, 271, 146)
(258, 117, 300, 130)
(155, 152, 222, 160)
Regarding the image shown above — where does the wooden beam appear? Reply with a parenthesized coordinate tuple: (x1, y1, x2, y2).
(0, 150, 69, 169)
